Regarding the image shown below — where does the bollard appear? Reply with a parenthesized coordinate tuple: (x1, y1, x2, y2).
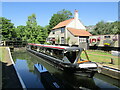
(110, 58, 114, 64)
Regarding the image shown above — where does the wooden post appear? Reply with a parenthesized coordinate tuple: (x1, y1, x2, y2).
(110, 58, 114, 64)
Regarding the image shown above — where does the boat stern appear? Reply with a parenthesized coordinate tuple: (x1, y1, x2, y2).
(78, 62, 98, 71)
(75, 62, 98, 77)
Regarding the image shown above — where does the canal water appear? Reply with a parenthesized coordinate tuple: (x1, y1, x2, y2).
(12, 49, 120, 89)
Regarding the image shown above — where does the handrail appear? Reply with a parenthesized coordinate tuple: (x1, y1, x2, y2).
(83, 49, 90, 61)
(77, 60, 89, 64)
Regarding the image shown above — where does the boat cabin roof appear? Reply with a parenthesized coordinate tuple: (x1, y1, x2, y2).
(28, 43, 83, 51)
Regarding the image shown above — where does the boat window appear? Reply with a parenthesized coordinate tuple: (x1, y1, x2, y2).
(39, 47, 43, 53)
(31, 45, 36, 50)
(43, 48, 46, 53)
(41, 48, 64, 60)
(64, 50, 79, 63)
(52, 49, 64, 60)
(33, 46, 37, 51)
(46, 48, 51, 55)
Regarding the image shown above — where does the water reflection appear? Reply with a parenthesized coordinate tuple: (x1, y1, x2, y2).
(15, 59, 44, 89)
(12, 50, 119, 89)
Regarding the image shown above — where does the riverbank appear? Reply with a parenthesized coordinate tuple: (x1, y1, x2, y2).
(85, 50, 120, 69)
(83, 50, 120, 80)
(0, 47, 23, 89)
(97, 63, 120, 80)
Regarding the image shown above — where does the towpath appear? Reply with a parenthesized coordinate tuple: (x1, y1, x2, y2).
(0, 47, 22, 89)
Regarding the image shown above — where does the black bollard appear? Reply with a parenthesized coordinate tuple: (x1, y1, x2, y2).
(110, 58, 114, 64)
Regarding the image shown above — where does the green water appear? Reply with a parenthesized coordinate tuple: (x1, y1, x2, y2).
(12, 49, 120, 89)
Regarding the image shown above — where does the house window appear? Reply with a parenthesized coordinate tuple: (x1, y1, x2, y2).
(61, 37, 64, 44)
(53, 31, 55, 34)
(61, 27, 65, 33)
(79, 38, 86, 42)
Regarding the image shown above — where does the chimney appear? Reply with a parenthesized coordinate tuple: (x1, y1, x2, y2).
(74, 10, 79, 20)
(74, 10, 79, 28)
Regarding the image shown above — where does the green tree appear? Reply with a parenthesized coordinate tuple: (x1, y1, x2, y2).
(49, 9, 73, 33)
(0, 17, 16, 40)
(111, 21, 120, 34)
(24, 14, 49, 43)
(92, 21, 119, 35)
(37, 25, 48, 44)
(26, 14, 38, 43)
(92, 21, 106, 35)
(16, 25, 27, 41)
(57, 9, 73, 20)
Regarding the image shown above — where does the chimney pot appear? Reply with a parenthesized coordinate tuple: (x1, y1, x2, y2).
(74, 10, 79, 20)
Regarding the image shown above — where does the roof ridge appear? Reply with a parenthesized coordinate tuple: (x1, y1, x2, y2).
(67, 27, 86, 30)
(52, 18, 74, 30)
(67, 27, 92, 36)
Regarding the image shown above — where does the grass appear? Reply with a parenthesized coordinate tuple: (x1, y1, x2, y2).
(0, 47, 22, 88)
(0, 47, 9, 63)
(0, 47, 5, 62)
(81, 50, 120, 69)
(87, 50, 112, 56)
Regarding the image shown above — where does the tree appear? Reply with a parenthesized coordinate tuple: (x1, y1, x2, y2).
(92, 21, 119, 35)
(49, 9, 73, 33)
(57, 9, 73, 20)
(26, 14, 38, 43)
(111, 21, 120, 34)
(0, 17, 16, 40)
(16, 25, 27, 41)
(92, 21, 106, 35)
(24, 13, 49, 43)
(37, 25, 48, 44)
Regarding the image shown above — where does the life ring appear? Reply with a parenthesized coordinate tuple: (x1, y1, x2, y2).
(89, 38, 97, 45)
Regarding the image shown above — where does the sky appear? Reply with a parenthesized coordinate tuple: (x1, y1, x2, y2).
(2, 2, 118, 27)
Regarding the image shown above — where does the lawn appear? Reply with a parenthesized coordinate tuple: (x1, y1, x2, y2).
(0, 47, 10, 63)
(81, 50, 120, 69)
(0, 47, 6, 62)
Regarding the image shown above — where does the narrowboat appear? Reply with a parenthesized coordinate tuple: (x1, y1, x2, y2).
(27, 43, 98, 77)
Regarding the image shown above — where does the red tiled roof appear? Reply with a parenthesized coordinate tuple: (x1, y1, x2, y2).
(67, 27, 92, 36)
(52, 18, 74, 30)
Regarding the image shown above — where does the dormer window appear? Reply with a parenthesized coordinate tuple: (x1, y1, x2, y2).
(61, 27, 65, 33)
(104, 36, 110, 38)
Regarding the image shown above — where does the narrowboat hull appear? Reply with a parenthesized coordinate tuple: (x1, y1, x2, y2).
(27, 48, 97, 77)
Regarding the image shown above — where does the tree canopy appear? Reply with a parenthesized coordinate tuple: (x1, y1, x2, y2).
(91, 21, 120, 35)
(1, 10, 119, 45)
(49, 9, 73, 33)
(0, 17, 16, 40)
(1, 9, 73, 43)
(16, 14, 48, 43)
